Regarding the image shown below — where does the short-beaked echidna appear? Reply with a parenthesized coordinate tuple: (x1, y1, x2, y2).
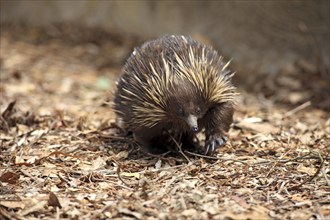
(114, 35, 237, 155)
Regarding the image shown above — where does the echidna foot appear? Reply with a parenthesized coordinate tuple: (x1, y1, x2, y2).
(205, 135, 228, 155)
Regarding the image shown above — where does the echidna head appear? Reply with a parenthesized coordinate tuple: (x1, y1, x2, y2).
(167, 78, 206, 133)
(176, 100, 205, 133)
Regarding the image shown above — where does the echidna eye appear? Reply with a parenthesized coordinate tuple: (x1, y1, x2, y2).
(178, 108, 184, 117)
(196, 107, 201, 115)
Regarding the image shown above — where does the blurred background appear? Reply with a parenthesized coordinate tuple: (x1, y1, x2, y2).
(1, 0, 329, 110)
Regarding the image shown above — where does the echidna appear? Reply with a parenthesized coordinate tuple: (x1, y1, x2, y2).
(114, 35, 237, 155)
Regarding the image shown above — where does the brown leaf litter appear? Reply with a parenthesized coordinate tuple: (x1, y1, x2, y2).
(0, 24, 329, 220)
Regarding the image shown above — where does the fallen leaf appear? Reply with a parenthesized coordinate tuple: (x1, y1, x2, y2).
(120, 172, 140, 179)
(117, 207, 142, 219)
(0, 171, 20, 184)
(181, 208, 198, 217)
(230, 195, 250, 209)
(236, 120, 279, 134)
(297, 164, 317, 176)
(243, 117, 263, 123)
(48, 192, 62, 209)
(20, 200, 47, 216)
(0, 200, 25, 209)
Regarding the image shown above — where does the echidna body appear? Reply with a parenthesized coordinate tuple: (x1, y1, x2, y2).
(114, 35, 237, 154)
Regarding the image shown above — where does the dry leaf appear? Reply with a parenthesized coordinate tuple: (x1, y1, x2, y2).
(20, 200, 48, 216)
(231, 195, 250, 209)
(297, 164, 317, 176)
(0, 200, 25, 209)
(120, 172, 140, 179)
(0, 171, 20, 184)
(48, 192, 62, 208)
(236, 120, 279, 134)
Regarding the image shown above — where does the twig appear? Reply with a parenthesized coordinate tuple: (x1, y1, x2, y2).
(146, 151, 172, 158)
(265, 150, 292, 177)
(274, 201, 313, 210)
(1, 100, 16, 118)
(169, 134, 191, 163)
(284, 101, 311, 117)
(252, 151, 313, 165)
(321, 167, 330, 187)
(100, 122, 126, 133)
(185, 151, 249, 164)
(98, 134, 134, 142)
(115, 162, 133, 187)
(288, 152, 324, 191)
(0, 115, 9, 132)
(92, 176, 133, 190)
(14, 151, 80, 167)
(142, 163, 190, 173)
(185, 151, 224, 160)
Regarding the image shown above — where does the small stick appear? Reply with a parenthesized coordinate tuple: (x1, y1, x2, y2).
(284, 101, 311, 117)
(185, 151, 248, 164)
(322, 166, 330, 187)
(169, 134, 191, 163)
(116, 162, 134, 187)
(288, 152, 324, 191)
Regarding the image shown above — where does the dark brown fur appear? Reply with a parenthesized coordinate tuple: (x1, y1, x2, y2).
(114, 35, 236, 155)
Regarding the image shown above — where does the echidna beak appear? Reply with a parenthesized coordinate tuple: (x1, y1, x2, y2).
(186, 115, 198, 133)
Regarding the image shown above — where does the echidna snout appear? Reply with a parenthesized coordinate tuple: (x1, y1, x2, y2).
(187, 114, 199, 133)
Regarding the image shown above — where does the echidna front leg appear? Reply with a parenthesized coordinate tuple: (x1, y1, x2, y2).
(133, 127, 164, 154)
(133, 125, 176, 154)
(203, 102, 234, 155)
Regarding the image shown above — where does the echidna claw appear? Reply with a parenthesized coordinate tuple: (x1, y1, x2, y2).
(205, 135, 228, 155)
